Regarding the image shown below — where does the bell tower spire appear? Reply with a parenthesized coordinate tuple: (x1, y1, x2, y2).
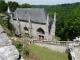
(7, 7, 12, 14)
(7, 6, 12, 17)
(50, 12, 56, 40)
(46, 14, 49, 40)
(28, 14, 32, 38)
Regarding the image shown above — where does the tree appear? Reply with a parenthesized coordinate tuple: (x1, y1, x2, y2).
(0, 0, 8, 12)
(20, 3, 32, 8)
(8, 1, 19, 12)
(62, 6, 80, 41)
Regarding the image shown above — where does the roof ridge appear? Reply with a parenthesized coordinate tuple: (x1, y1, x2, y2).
(17, 8, 44, 9)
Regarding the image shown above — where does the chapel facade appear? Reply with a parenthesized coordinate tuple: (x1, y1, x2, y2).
(8, 7, 56, 40)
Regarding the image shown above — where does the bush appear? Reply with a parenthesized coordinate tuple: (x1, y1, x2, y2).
(55, 36, 62, 41)
(12, 40, 23, 52)
(15, 43, 23, 52)
(11, 39, 30, 59)
(23, 49, 29, 55)
(15, 43, 23, 49)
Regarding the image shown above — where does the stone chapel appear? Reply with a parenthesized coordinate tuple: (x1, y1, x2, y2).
(8, 7, 56, 40)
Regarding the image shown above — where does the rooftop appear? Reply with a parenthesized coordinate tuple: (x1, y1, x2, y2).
(13, 8, 53, 24)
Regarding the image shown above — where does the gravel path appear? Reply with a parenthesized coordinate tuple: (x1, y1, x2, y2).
(35, 43, 66, 52)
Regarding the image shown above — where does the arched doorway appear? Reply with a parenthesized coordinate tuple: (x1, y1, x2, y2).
(37, 28, 45, 40)
(24, 26, 29, 37)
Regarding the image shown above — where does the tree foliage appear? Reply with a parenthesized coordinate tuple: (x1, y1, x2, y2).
(62, 6, 80, 40)
(0, 0, 32, 12)
(0, 0, 8, 13)
(8, 1, 19, 12)
(20, 3, 32, 8)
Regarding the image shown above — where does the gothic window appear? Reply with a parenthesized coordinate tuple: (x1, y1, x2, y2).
(37, 28, 45, 34)
(24, 26, 28, 31)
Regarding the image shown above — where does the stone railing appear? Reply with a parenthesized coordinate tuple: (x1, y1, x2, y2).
(33, 40, 80, 46)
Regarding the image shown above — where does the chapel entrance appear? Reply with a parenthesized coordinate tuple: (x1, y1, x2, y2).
(38, 35, 44, 40)
(37, 28, 45, 40)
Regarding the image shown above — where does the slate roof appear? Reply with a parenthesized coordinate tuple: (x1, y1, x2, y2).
(13, 8, 53, 24)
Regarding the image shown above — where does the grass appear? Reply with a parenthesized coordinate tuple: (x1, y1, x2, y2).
(0, 15, 15, 37)
(55, 36, 61, 41)
(28, 44, 68, 60)
(11, 40, 29, 56)
(11, 39, 38, 60)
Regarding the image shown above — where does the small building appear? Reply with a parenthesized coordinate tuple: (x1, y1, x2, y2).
(8, 8, 56, 40)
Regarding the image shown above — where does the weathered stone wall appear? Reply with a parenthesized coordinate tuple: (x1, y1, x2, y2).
(0, 25, 23, 60)
(13, 20, 49, 39)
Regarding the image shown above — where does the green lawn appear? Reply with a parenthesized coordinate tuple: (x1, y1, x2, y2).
(28, 44, 68, 60)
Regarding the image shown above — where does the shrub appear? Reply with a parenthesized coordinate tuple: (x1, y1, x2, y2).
(12, 40, 23, 52)
(15, 43, 23, 52)
(23, 49, 29, 55)
(55, 36, 62, 41)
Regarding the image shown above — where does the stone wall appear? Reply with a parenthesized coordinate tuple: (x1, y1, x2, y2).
(0, 25, 23, 60)
(13, 20, 48, 39)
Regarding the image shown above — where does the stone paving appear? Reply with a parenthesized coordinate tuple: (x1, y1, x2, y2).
(35, 43, 66, 52)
